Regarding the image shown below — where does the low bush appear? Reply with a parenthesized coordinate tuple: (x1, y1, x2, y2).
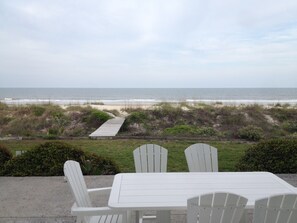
(84, 109, 111, 128)
(269, 108, 297, 122)
(282, 121, 297, 133)
(196, 127, 217, 136)
(127, 111, 147, 123)
(0, 144, 12, 174)
(0, 116, 12, 125)
(163, 125, 217, 137)
(163, 125, 196, 136)
(2, 141, 119, 176)
(236, 138, 297, 173)
(31, 105, 46, 116)
(238, 125, 264, 141)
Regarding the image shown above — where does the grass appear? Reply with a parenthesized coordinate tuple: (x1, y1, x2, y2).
(2, 139, 250, 172)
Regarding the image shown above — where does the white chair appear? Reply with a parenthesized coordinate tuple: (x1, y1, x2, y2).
(64, 160, 129, 223)
(185, 143, 218, 172)
(133, 144, 168, 222)
(187, 192, 248, 223)
(253, 194, 297, 223)
(133, 144, 168, 173)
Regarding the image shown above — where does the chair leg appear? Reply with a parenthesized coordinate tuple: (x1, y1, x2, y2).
(76, 216, 84, 223)
(156, 211, 170, 223)
(135, 211, 141, 223)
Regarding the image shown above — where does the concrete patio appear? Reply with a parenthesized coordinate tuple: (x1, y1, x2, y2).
(0, 174, 296, 223)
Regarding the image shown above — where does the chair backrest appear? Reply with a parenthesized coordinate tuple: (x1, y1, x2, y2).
(133, 144, 168, 173)
(185, 143, 218, 172)
(253, 194, 297, 223)
(64, 160, 92, 208)
(187, 192, 248, 223)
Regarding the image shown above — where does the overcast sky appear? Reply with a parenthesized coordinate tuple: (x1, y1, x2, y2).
(0, 0, 297, 88)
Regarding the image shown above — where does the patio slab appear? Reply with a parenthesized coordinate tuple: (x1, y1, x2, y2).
(0, 174, 296, 223)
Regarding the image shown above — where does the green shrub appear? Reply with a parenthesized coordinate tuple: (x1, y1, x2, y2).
(128, 111, 147, 123)
(238, 125, 264, 141)
(196, 127, 217, 136)
(164, 125, 196, 135)
(2, 141, 119, 176)
(84, 109, 111, 127)
(152, 103, 183, 119)
(0, 116, 12, 125)
(31, 105, 46, 116)
(288, 132, 297, 138)
(48, 128, 59, 135)
(282, 121, 297, 133)
(236, 138, 297, 173)
(0, 144, 12, 174)
(269, 108, 297, 122)
(221, 113, 246, 126)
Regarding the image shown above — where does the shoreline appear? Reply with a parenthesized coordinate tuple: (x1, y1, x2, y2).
(1, 98, 297, 105)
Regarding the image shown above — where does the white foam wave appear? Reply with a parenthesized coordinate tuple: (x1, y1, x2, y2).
(1, 98, 296, 105)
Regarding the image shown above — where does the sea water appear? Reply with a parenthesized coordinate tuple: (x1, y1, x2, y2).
(0, 88, 296, 105)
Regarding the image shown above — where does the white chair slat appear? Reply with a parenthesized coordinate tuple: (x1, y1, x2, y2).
(185, 148, 195, 172)
(254, 198, 268, 223)
(197, 147, 205, 172)
(140, 146, 148, 172)
(203, 145, 212, 172)
(288, 195, 297, 223)
(147, 144, 154, 172)
(185, 143, 219, 172)
(211, 147, 219, 172)
(151, 144, 160, 172)
(210, 193, 227, 222)
(253, 194, 297, 223)
(198, 193, 213, 222)
(266, 195, 284, 223)
(133, 149, 142, 173)
(187, 192, 247, 223)
(187, 197, 199, 223)
(230, 196, 247, 223)
(99, 215, 108, 223)
(133, 144, 167, 173)
(221, 193, 239, 222)
(160, 148, 167, 172)
(277, 195, 296, 223)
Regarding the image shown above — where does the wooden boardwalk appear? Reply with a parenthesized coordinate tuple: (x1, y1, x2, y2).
(89, 117, 125, 138)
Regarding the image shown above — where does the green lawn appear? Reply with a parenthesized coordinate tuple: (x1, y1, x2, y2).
(2, 139, 251, 172)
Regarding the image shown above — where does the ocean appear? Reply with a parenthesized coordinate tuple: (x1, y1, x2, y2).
(0, 88, 296, 105)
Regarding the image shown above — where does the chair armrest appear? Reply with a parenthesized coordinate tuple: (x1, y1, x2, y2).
(71, 203, 125, 216)
(87, 187, 111, 194)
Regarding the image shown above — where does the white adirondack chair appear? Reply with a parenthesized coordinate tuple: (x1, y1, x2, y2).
(185, 143, 218, 172)
(64, 160, 129, 223)
(253, 194, 297, 223)
(133, 144, 168, 222)
(133, 144, 168, 173)
(187, 192, 248, 223)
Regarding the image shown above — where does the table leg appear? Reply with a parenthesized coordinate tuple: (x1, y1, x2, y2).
(239, 209, 249, 223)
(134, 210, 139, 223)
(156, 210, 170, 223)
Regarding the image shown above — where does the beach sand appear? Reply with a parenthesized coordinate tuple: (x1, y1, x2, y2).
(59, 101, 296, 118)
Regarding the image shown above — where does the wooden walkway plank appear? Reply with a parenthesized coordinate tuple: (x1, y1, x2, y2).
(89, 117, 125, 138)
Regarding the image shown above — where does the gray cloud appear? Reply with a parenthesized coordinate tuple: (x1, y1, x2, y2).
(0, 0, 297, 87)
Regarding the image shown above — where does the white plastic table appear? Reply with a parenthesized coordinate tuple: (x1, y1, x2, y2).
(108, 172, 297, 223)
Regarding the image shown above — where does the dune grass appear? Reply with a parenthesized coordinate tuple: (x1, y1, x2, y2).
(2, 139, 250, 172)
